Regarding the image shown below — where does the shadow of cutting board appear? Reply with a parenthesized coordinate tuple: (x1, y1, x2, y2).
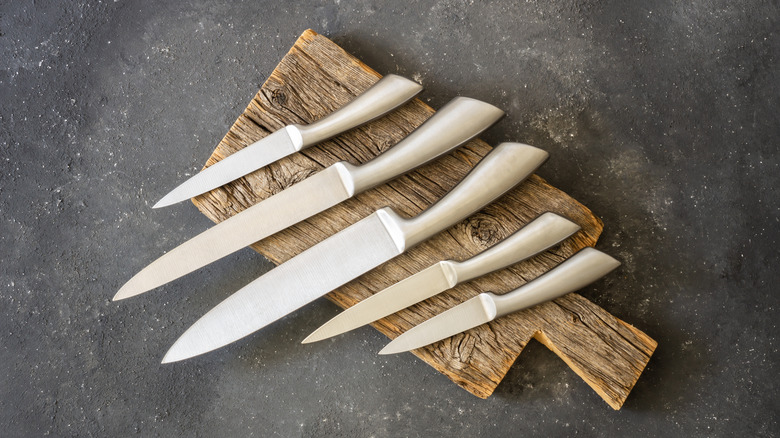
(191, 29, 656, 409)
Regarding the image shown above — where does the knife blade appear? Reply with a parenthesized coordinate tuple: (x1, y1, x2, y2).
(114, 97, 505, 300)
(161, 142, 549, 363)
(153, 74, 423, 208)
(378, 247, 620, 355)
(301, 212, 581, 343)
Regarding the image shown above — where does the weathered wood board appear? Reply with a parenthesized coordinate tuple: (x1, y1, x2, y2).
(191, 29, 656, 409)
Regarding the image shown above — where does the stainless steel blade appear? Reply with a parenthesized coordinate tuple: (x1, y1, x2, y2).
(115, 166, 350, 300)
(162, 212, 402, 363)
(302, 212, 580, 343)
(162, 143, 550, 362)
(378, 295, 495, 354)
(153, 128, 300, 208)
(301, 263, 454, 343)
(379, 247, 622, 354)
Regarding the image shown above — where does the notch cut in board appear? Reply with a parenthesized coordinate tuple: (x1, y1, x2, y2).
(191, 29, 656, 409)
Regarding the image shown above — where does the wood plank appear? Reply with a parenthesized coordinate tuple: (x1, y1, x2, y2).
(191, 29, 656, 409)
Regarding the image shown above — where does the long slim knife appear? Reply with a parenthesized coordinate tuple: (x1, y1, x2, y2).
(115, 97, 505, 300)
(302, 212, 581, 343)
(154, 74, 423, 208)
(378, 247, 620, 354)
(162, 142, 549, 363)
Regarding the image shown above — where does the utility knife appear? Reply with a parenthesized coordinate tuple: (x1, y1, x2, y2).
(162, 142, 549, 362)
(115, 97, 505, 300)
(302, 212, 581, 343)
(154, 74, 423, 208)
(379, 247, 620, 354)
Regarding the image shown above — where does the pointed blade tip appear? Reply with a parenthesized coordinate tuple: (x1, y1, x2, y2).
(377, 343, 404, 355)
(161, 339, 191, 364)
(112, 279, 146, 301)
(152, 194, 180, 209)
(301, 322, 341, 344)
(112, 287, 131, 301)
(160, 351, 177, 364)
(378, 334, 421, 355)
(300, 327, 335, 344)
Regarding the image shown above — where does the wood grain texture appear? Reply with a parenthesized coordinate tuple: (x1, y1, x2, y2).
(191, 29, 656, 409)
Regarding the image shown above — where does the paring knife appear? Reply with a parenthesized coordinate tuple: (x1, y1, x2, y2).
(161, 142, 549, 363)
(378, 247, 620, 355)
(114, 97, 505, 300)
(302, 212, 581, 343)
(153, 74, 423, 208)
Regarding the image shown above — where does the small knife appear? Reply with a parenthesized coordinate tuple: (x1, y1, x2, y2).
(161, 142, 549, 363)
(302, 212, 581, 343)
(153, 74, 423, 208)
(114, 97, 505, 300)
(378, 247, 620, 355)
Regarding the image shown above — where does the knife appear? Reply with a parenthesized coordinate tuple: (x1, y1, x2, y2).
(161, 142, 549, 363)
(378, 247, 620, 355)
(114, 97, 505, 300)
(153, 74, 424, 208)
(302, 212, 581, 343)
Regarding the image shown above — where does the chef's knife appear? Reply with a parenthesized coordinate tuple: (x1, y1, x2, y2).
(153, 74, 423, 208)
(114, 97, 505, 300)
(378, 247, 620, 355)
(302, 212, 580, 343)
(161, 142, 549, 363)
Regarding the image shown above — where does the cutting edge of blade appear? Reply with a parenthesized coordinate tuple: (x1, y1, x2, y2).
(301, 262, 453, 343)
(378, 294, 497, 355)
(152, 128, 299, 208)
(115, 167, 352, 301)
(161, 212, 403, 362)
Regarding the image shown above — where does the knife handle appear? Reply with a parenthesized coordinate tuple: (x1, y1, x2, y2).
(293, 75, 423, 148)
(344, 97, 504, 194)
(379, 143, 549, 251)
(489, 247, 620, 318)
(449, 212, 581, 284)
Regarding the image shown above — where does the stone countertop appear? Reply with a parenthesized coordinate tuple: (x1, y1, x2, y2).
(1, 1, 777, 436)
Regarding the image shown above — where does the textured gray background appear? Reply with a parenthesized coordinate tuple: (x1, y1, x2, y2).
(1, 0, 778, 436)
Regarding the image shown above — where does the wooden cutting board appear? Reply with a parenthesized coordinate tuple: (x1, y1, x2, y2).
(191, 29, 656, 409)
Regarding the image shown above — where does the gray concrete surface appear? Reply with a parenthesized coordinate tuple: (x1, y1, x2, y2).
(1, 0, 778, 436)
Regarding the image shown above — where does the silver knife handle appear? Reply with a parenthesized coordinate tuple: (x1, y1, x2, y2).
(344, 97, 504, 193)
(293, 75, 423, 148)
(489, 247, 621, 318)
(380, 143, 549, 251)
(450, 212, 581, 283)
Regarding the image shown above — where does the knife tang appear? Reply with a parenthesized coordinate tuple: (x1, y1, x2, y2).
(450, 212, 581, 283)
(380, 143, 549, 251)
(490, 247, 621, 318)
(345, 97, 505, 193)
(295, 74, 423, 146)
